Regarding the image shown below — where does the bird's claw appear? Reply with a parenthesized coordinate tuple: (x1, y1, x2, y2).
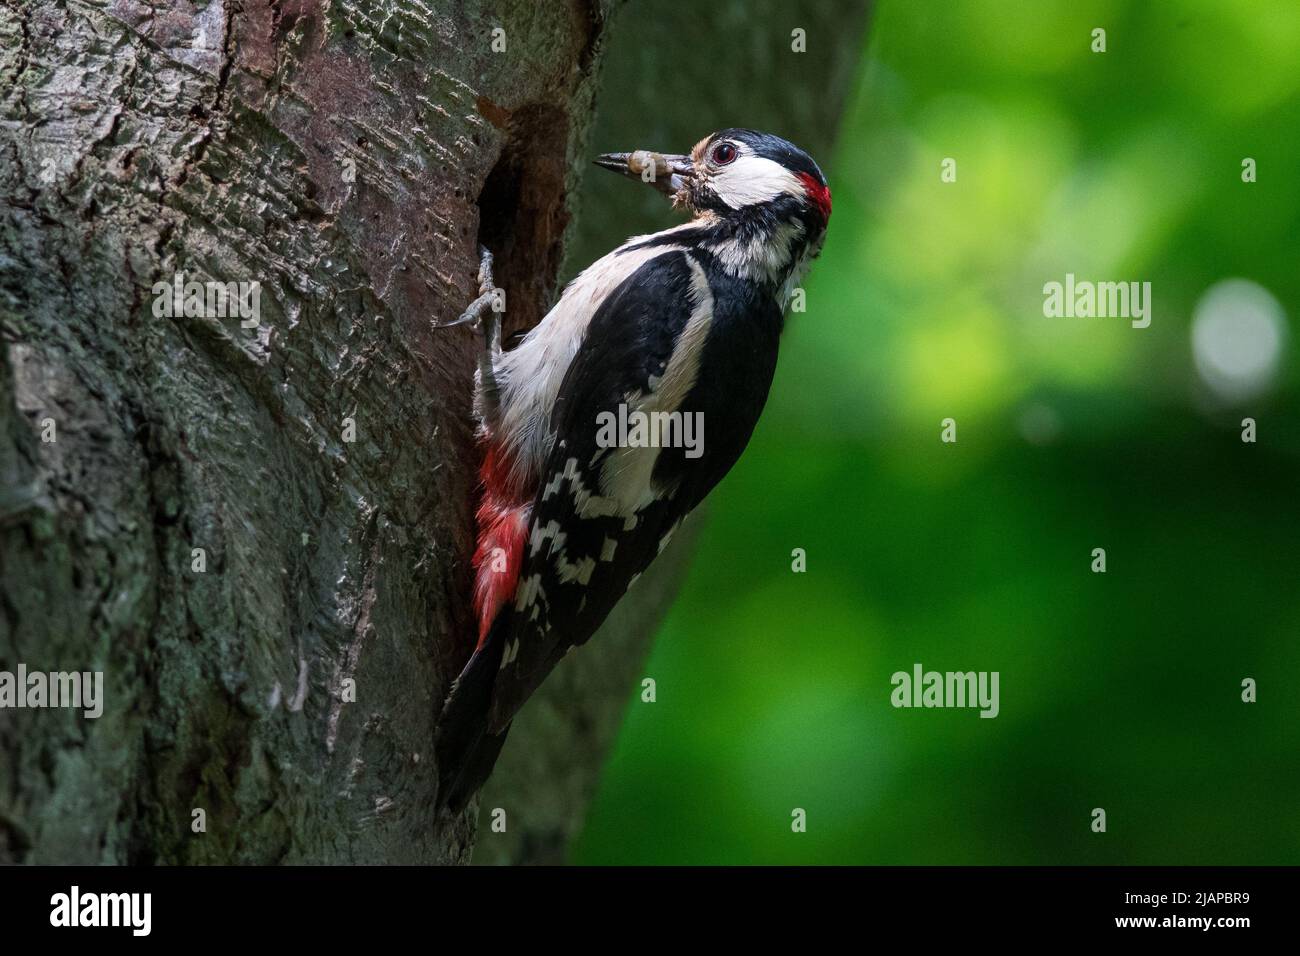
(436, 245, 502, 337)
(475, 245, 495, 298)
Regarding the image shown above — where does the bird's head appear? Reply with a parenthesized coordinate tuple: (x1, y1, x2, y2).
(595, 128, 831, 236)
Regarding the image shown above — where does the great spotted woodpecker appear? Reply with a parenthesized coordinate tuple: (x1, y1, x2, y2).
(435, 129, 831, 813)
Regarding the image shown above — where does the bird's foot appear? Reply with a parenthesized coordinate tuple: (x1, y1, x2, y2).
(438, 245, 502, 350)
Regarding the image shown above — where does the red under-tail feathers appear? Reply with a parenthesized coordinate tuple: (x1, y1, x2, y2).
(471, 440, 530, 647)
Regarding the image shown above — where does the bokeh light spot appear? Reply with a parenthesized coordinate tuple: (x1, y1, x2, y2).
(1191, 279, 1287, 403)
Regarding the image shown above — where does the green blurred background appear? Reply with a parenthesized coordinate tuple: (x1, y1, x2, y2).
(567, 0, 1300, 864)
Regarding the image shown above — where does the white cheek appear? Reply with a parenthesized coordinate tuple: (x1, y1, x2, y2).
(711, 155, 803, 209)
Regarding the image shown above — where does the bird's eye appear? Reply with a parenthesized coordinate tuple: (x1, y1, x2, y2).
(711, 142, 738, 166)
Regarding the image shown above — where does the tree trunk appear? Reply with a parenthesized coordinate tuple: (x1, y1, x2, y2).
(0, 0, 868, 865)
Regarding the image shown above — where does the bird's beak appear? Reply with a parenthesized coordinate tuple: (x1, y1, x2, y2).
(594, 150, 694, 198)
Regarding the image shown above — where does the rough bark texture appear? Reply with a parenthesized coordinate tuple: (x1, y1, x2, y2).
(0, 0, 622, 865)
(0, 0, 868, 865)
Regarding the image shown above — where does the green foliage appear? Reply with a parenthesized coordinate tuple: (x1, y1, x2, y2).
(574, 0, 1300, 864)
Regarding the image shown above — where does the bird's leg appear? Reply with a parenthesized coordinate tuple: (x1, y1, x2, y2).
(447, 245, 504, 430)
(475, 249, 504, 432)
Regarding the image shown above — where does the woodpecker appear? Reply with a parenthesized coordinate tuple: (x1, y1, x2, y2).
(435, 128, 831, 813)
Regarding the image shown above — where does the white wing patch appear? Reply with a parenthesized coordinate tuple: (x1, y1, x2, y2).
(597, 254, 714, 513)
(515, 574, 539, 607)
(490, 224, 701, 491)
(528, 519, 566, 558)
(556, 554, 596, 587)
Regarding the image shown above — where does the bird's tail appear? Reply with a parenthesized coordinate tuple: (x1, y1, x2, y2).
(435, 622, 512, 815)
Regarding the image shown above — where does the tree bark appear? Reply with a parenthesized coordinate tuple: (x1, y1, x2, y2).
(0, 0, 869, 865)
(0, 0, 622, 865)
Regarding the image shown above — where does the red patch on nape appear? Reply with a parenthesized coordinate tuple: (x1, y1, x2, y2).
(796, 171, 832, 222)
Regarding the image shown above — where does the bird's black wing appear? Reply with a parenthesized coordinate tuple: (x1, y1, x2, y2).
(435, 249, 694, 812)
(483, 248, 783, 731)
